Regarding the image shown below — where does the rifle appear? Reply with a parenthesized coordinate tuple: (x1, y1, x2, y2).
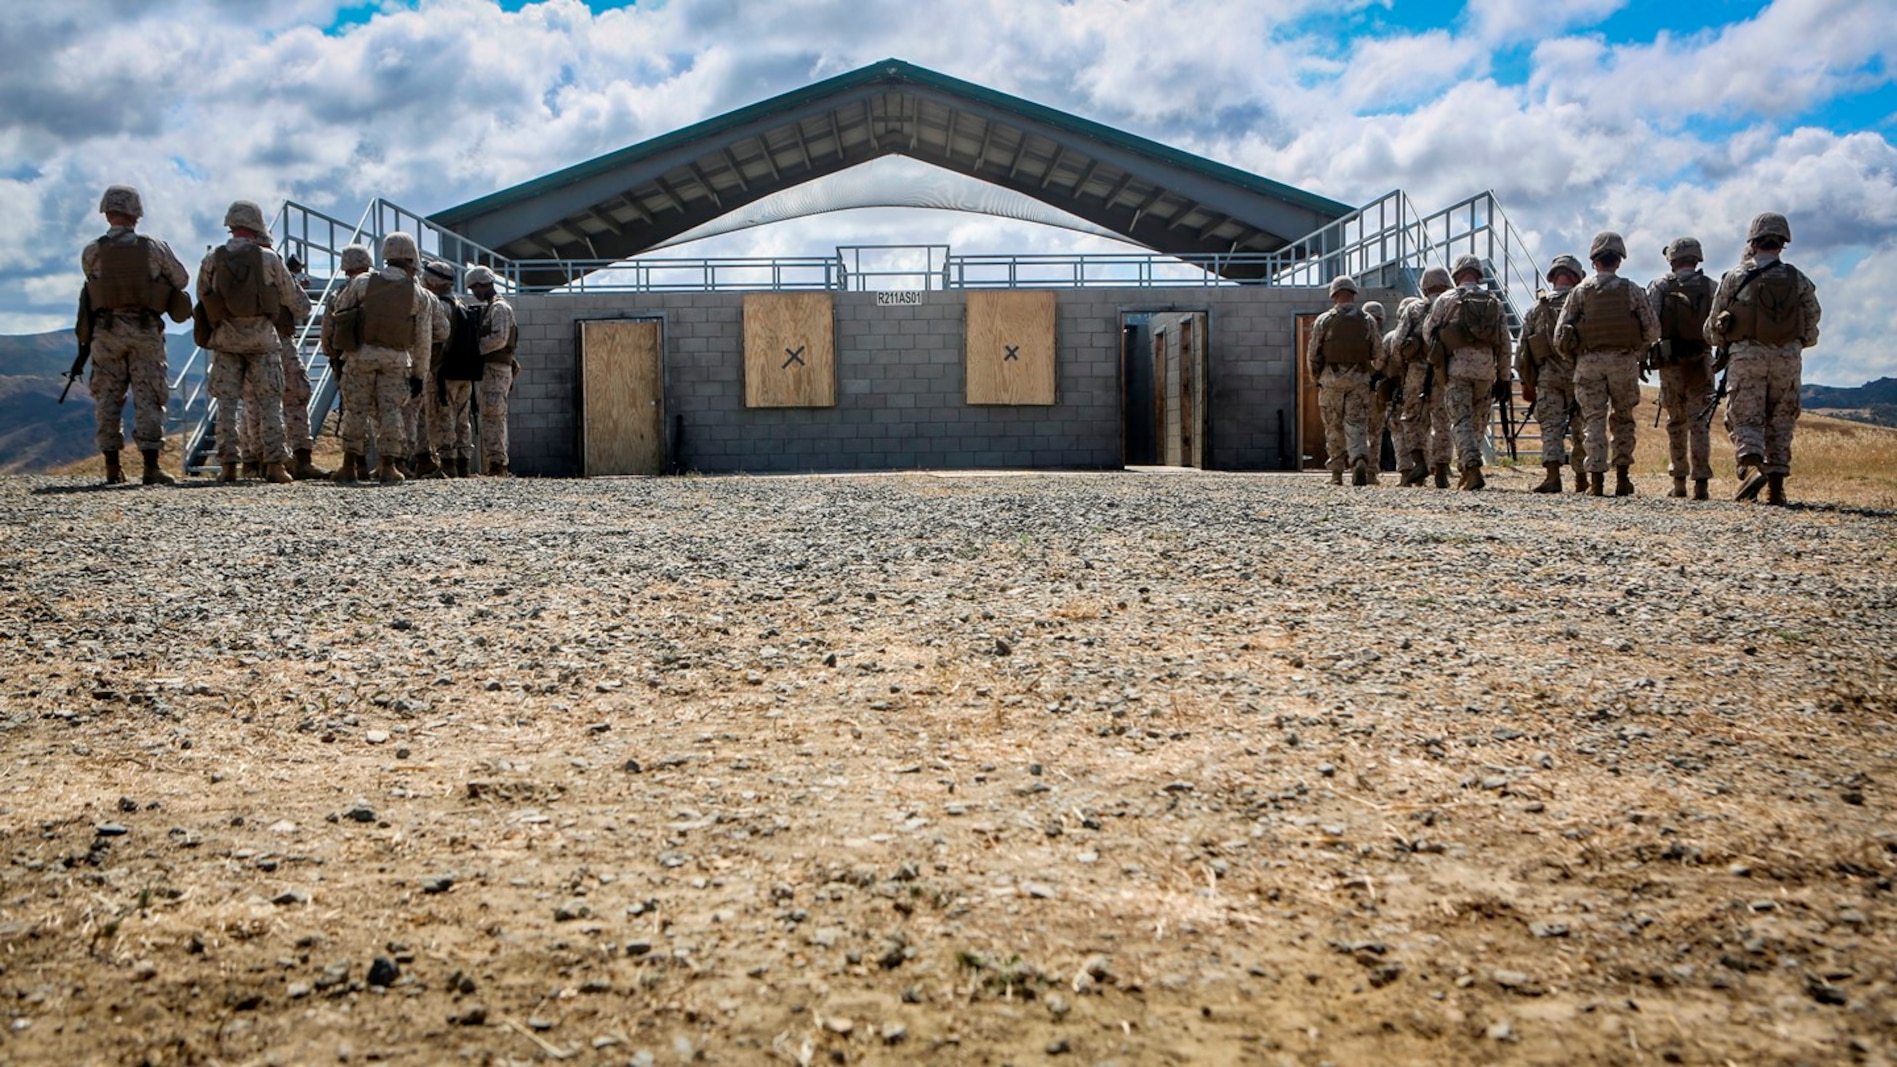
(62, 285, 93, 404)
(1498, 382, 1519, 461)
(1696, 362, 1729, 427)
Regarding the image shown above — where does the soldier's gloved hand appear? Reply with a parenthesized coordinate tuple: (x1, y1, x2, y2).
(408, 377, 423, 399)
(1490, 380, 1510, 402)
(1520, 382, 1536, 406)
(1638, 363, 1651, 383)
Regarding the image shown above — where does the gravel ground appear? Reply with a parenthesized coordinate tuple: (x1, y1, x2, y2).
(0, 469, 1893, 1066)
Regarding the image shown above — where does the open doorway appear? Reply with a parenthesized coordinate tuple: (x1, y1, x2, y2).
(1120, 310, 1207, 468)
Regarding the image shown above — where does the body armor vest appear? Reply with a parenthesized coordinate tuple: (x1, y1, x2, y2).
(1729, 263, 1804, 346)
(1576, 280, 1644, 351)
(1655, 272, 1713, 344)
(1439, 288, 1504, 350)
(203, 244, 279, 325)
(1523, 291, 1570, 365)
(359, 274, 416, 349)
(1323, 309, 1374, 365)
(87, 238, 167, 313)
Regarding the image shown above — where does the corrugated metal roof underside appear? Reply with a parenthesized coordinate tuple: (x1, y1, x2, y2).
(432, 60, 1350, 287)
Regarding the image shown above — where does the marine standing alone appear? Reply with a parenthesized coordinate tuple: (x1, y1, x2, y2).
(1704, 212, 1821, 506)
(79, 185, 190, 486)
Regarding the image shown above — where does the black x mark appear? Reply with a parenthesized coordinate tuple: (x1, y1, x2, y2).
(1003, 345, 1020, 361)
(782, 345, 806, 369)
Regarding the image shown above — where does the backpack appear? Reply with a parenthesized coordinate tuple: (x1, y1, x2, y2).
(1440, 287, 1504, 349)
(440, 297, 487, 381)
(1655, 272, 1713, 344)
(1733, 263, 1804, 345)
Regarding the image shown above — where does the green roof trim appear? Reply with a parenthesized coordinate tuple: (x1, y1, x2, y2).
(431, 58, 1351, 227)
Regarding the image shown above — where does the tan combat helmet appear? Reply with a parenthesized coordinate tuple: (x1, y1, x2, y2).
(1362, 300, 1385, 323)
(223, 200, 267, 232)
(1451, 253, 1484, 282)
(465, 265, 498, 288)
(1662, 237, 1703, 264)
(422, 260, 456, 289)
(1328, 275, 1359, 297)
(99, 185, 143, 219)
(1588, 231, 1627, 260)
(1748, 212, 1791, 244)
(339, 244, 372, 272)
(1420, 266, 1452, 294)
(381, 231, 420, 266)
(1545, 254, 1584, 286)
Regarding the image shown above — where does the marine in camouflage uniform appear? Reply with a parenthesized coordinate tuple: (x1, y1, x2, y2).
(427, 264, 483, 477)
(1515, 254, 1587, 493)
(320, 245, 373, 481)
(238, 235, 322, 479)
(197, 200, 304, 484)
(1308, 276, 1385, 487)
(1646, 238, 1718, 499)
(1704, 212, 1821, 506)
(1422, 254, 1512, 491)
(328, 231, 436, 484)
(1361, 301, 1394, 476)
(1391, 267, 1454, 487)
(1554, 231, 1660, 497)
(79, 185, 190, 485)
(468, 266, 519, 476)
(406, 260, 454, 478)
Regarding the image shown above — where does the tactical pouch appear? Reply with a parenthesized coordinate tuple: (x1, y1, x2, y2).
(166, 286, 192, 324)
(329, 305, 362, 354)
(192, 301, 212, 347)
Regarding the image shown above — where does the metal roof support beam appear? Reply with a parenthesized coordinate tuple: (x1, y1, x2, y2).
(686, 162, 723, 209)
(1128, 185, 1167, 230)
(942, 108, 959, 163)
(1102, 169, 1135, 208)
(1039, 145, 1065, 190)
(1071, 158, 1101, 198)
(653, 175, 690, 214)
(972, 116, 995, 172)
(827, 109, 846, 162)
(1006, 130, 1032, 180)
(720, 148, 752, 194)
(791, 121, 815, 173)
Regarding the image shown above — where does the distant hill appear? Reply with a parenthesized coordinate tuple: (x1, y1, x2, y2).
(0, 330, 202, 473)
(1802, 377, 1897, 429)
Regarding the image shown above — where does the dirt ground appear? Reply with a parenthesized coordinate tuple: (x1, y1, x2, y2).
(0, 468, 1892, 1066)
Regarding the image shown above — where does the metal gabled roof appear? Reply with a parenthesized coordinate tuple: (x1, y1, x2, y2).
(431, 58, 1351, 285)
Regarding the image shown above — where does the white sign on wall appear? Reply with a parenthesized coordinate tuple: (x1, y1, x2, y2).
(875, 290, 924, 307)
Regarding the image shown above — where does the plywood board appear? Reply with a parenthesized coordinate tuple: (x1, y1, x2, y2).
(1295, 313, 1324, 468)
(581, 319, 664, 476)
(744, 292, 835, 407)
(966, 290, 1056, 405)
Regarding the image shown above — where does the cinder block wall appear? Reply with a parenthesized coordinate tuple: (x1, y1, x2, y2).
(507, 285, 1384, 476)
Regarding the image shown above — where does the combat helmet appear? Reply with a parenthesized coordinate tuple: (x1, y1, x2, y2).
(339, 244, 372, 272)
(1451, 253, 1484, 281)
(1419, 266, 1452, 293)
(223, 200, 267, 232)
(1328, 275, 1359, 297)
(1362, 300, 1385, 322)
(1589, 231, 1627, 260)
(381, 231, 420, 265)
(99, 185, 143, 219)
(1747, 212, 1791, 244)
(1545, 255, 1584, 286)
(1662, 237, 1703, 264)
(465, 265, 498, 288)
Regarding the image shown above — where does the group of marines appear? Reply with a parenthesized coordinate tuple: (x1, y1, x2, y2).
(76, 185, 519, 486)
(1308, 211, 1822, 505)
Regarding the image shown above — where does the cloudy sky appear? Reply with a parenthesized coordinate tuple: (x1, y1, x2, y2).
(4, 0, 1894, 385)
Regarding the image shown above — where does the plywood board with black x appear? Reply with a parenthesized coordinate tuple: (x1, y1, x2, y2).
(965, 290, 1056, 405)
(581, 318, 665, 476)
(743, 292, 835, 407)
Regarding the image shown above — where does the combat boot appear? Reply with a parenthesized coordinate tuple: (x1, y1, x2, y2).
(1692, 478, 1709, 501)
(1400, 450, 1428, 487)
(1330, 469, 1344, 486)
(1669, 476, 1687, 498)
(241, 461, 262, 479)
(378, 457, 405, 484)
(1532, 462, 1562, 493)
(1458, 465, 1485, 491)
(263, 461, 293, 484)
(217, 461, 238, 484)
(1431, 463, 1449, 489)
(488, 462, 510, 478)
(1587, 471, 1605, 497)
(414, 453, 444, 479)
(1736, 472, 1768, 501)
(333, 452, 362, 484)
(102, 450, 125, 485)
(140, 450, 173, 486)
(1614, 467, 1635, 496)
(1351, 458, 1369, 487)
(1572, 466, 1588, 493)
(292, 449, 331, 480)
(1765, 474, 1786, 506)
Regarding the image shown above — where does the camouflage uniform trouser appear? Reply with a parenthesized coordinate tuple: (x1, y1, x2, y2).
(479, 363, 515, 467)
(339, 351, 412, 459)
(1397, 362, 1450, 468)
(1658, 354, 1714, 480)
(1368, 379, 1397, 470)
(1318, 366, 1372, 471)
(435, 379, 477, 461)
(1573, 349, 1641, 473)
(241, 340, 312, 460)
(403, 372, 439, 461)
(1442, 372, 1494, 472)
(1532, 373, 1585, 471)
(1724, 340, 1801, 476)
(212, 348, 287, 465)
(88, 314, 169, 454)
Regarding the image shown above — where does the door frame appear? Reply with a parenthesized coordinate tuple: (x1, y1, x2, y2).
(1118, 307, 1211, 469)
(574, 313, 669, 476)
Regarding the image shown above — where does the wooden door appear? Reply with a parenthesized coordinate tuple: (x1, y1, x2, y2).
(580, 319, 664, 476)
(1294, 313, 1323, 468)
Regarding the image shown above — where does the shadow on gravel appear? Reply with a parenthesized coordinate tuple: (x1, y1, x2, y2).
(1785, 501, 1897, 519)
(29, 480, 290, 496)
